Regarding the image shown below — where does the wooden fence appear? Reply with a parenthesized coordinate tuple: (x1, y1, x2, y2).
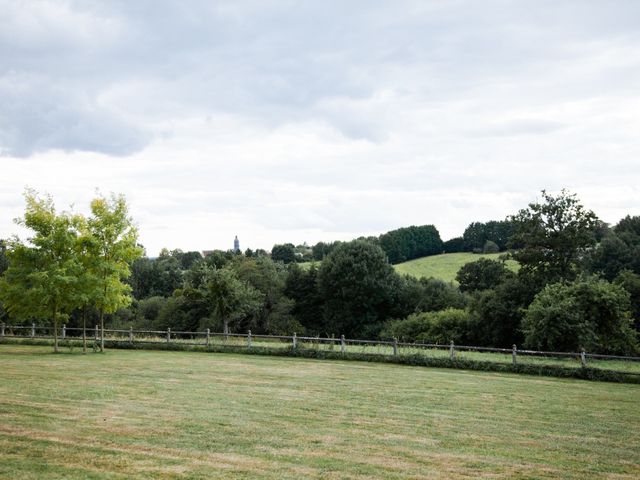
(2, 323, 640, 370)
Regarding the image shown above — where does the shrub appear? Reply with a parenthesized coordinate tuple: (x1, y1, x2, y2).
(381, 308, 473, 344)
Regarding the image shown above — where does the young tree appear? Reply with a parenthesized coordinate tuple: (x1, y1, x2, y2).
(187, 265, 262, 334)
(86, 194, 143, 352)
(509, 190, 599, 283)
(0, 191, 82, 352)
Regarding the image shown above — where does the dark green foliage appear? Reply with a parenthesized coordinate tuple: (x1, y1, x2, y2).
(271, 243, 296, 264)
(456, 258, 514, 293)
(483, 240, 499, 254)
(395, 275, 467, 315)
(523, 278, 637, 354)
(136, 296, 167, 328)
(318, 240, 397, 338)
(509, 190, 600, 283)
(378, 225, 443, 264)
(381, 309, 473, 344)
(589, 216, 640, 280)
(443, 236, 465, 253)
(0, 239, 7, 322)
(311, 241, 341, 260)
(462, 220, 515, 252)
(178, 262, 263, 334)
(230, 255, 301, 334)
(0, 239, 8, 275)
(203, 250, 235, 269)
(614, 270, 640, 331)
(589, 234, 636, 281)
(129, 255, 183, 299)
(469, 274, 541, 347)
(284, 264, 324, 334)
(170, 249, 203, 270)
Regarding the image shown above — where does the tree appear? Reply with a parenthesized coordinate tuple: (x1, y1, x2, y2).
(509, 190, 599, 283)
(589, 216, 640, 280)
(392, 275, 466, 318)
(468, 273, 541, 347)
(455, 258, 514, 293)
(0, 239, 8, 275)
(522, 278, 637, 354)
(311, 241, 341, 260)
(271, 244, 296, 264)
(317, 240, 397, 338)
(442, 236, 465, 253)
(378, 225, 443, 264)
(199, 266, 262, 334)
(230, 255, 300, 334)
(86, 194, 143, 352)
(0, 191, 82, 352)
(284, 264, 324, 334)
(614, 270, 640, 331)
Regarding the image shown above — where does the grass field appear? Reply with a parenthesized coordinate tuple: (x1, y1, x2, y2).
(1, 345, 639, 479)
(394, 252, 519, 283)
(299, 252, 518, 283)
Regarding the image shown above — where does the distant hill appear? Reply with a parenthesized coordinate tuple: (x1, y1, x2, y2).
(298, 252, 519, 284)
(394, 252, 519, 283)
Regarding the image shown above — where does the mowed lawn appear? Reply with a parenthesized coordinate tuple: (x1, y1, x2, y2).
(1, 345, 638, 479)
(394, 252, 519, 283)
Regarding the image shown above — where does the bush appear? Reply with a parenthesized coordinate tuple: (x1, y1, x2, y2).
(483, 240, 500, 254)
(522, 278, 638, 354)
(381, 308, 473, 344)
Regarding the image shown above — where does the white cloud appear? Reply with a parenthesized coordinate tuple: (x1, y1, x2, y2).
(1, 0, 639, 254)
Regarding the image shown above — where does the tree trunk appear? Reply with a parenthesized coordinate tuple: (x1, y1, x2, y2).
(53, 304, 59, 353)
(223, 317, 229, 340)
(100, 308, 105, 353)
(82, 305, 87, 354)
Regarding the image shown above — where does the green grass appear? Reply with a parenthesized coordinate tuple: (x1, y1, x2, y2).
(1, 345, 639, 479)
(394, 252, 519, 283)
(298, 253, 518, 283)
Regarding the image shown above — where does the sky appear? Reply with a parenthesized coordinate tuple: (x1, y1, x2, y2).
(1, 0, 639, 256)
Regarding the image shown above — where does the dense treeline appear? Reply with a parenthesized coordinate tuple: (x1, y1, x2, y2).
(1, 189, 639, 355)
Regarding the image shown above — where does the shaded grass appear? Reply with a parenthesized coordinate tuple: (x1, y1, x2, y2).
(1, 344, 639, 479)
(5, 334, 639, 376)
(394, 252, 519, 283)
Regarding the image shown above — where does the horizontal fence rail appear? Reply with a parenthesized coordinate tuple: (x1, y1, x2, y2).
(1, 323, 639, 375)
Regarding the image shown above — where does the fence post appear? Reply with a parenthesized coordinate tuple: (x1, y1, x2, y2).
(292, 332, 297, 350)
(0, 323, 4, 337)
(581, 350, 587, 368)
(449, 340, 455, 360)
(341, 335, 346, 354)
(206, 328, 210, 347)
(31, 323, 36, 338)
(393, 338, 398, 356)
(247, 330, 252, 348)
(95, 325, 99, 341)
(512, 344, 517, 366)
(129, 326, 134, 344)
(166, 328, 171, 343)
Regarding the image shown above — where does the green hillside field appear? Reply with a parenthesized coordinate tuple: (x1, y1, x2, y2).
(1, 344, 639, 479)
(394, 252, 519, 283)
(299, 252, 518, 283)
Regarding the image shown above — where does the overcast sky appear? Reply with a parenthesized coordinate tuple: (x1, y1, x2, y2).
(1, 1, 639, 255)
